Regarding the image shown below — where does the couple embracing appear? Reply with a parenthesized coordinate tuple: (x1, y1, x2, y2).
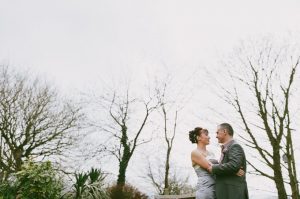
(189, 123, 249, 199)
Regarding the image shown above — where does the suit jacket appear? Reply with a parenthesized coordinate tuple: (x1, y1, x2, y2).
(212, 140, 249, 199)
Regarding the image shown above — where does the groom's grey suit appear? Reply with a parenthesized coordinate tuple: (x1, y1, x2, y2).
(212, 140, 249, 199)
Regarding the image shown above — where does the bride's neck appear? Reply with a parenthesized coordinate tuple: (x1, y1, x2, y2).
(197, 143, 207, 151)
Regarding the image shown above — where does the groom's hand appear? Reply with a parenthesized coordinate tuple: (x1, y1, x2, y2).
(236, 167, 245, 176)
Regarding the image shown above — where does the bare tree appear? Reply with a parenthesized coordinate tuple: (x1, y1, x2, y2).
(216, 38, 300, 199)
(90, 85, 159, 188)
(0, 66, 83, 180)
(147, 160, 194, 195)
(146, 72, 195, 196)
(155, 82, 179, 195)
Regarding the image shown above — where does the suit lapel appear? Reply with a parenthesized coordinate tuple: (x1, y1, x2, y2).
(220, 140, 235, 163)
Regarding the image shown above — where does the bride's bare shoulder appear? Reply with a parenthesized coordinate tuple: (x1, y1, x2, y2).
(191, 149, 207, 158)
(191, 149, 198, 155)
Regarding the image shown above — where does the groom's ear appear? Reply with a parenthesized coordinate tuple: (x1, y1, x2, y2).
(223, 129, 228, 135)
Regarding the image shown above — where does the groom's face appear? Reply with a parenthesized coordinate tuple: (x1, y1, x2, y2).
(216, 127, 226, 143)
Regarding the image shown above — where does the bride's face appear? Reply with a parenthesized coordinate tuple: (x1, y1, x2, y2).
(198, 130, 210, 145)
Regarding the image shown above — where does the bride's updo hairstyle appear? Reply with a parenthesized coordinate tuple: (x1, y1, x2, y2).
(189, 127, 208, 143)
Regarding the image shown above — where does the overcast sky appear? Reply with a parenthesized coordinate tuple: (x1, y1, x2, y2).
(1, 0, 300, 90)
(1, 0, 300, 197)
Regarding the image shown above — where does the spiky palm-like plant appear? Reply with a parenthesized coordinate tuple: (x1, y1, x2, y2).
(67, 168, 109, 199)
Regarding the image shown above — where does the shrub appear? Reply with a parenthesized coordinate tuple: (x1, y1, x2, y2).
(0, 178, 17, 199)
(15, 160, 63, 199)
(0, 160, 63, 199)
(108, 184, 149, 199)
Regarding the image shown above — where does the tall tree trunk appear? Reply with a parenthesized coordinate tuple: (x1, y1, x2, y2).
(14, 148, 23, 172)
(286, 130, 299, 199)
(163, 147, 171, 194)
(116, 149, 130, 198)
(273, 150, 288, 199)
(117, 159, 129, 186)
(117, 161, 128, 186)
(117, 124, 131, 187)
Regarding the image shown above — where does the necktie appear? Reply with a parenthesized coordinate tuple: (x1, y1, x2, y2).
(219, 145, 225, 163)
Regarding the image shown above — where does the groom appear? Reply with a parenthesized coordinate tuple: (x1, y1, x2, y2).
(207, 123, 249, 199)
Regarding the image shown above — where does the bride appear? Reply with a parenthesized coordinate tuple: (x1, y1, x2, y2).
(189, 127, 217, 199)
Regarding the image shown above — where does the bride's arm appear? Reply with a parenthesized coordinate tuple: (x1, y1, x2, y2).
(191, 150, 211, 169)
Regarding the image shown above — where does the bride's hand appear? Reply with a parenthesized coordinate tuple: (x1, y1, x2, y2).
(236, 167, 245, 176)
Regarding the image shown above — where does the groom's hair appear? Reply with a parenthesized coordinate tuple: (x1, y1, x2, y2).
(219, 123, 234, 136)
